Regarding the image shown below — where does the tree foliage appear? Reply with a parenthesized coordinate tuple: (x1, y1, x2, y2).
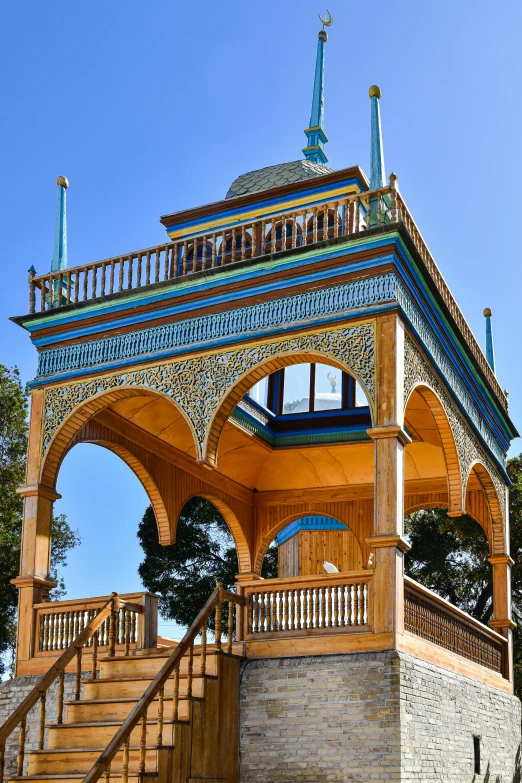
(405, 454, 522, 698)
(0, 365, 80, 673)
(137, 497, 277, 629)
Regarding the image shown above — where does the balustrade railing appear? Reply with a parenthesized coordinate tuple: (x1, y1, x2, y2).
(32, 592, 157, 660)
(242, 572, 372, 637)
(404, 577, 507, 676)
(25, 172, 506, 409)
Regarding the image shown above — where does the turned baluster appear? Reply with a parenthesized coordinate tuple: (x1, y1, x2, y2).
(363, 583, 368, 625)
(354, 197, 361, 232)
(66, 271, 72, 304)
(215, 582, 223, 651)
(108, 260, 114, 295)
(211, 234, 217, 268)
(231, 228, 236, 262)
(272, 220, 278, 252)
(191, 237, 198, 273)
(17, 717, 26, 776)
(320, 587, 327, 628)
(37, 692, 46, 750)
(251, 222, 256, 257)
(304, 589, 311, 628)
(170, 243, 179, 278)
(172, 664, 180, 721)
(122, 738, 130, 783)
(124, 609, 131, 656)
(157, 685, 164, 746)
(354, 583, 361, 625)
(333, 201, 339, 237)
(389, 173, 398, 221)
(56, 272, 63, 308)
(117, 257, 124, 292)
(100, 262, 107, 296)
(39, 277, 46, 311)
(241, 225, 246, 260)
(145, 250, 151, 284)
(260, 220, 266, 255)
(332, 587, 339, 627)
(200, 625, 207, 676)
(312, 207, 318, 243)
(323, 204, 328, 240)
(57, 612, 64, 649)
(339, 585, 346, 627)
(312, 588, 319, 628)
(301, 210, 308, 246)
(163, 246, 169, 280)
(287, 590, 294, 631)
(57, 670, 65, 722)
(75, 647, 82, 700)
(181, 241, 188, 276)
(187, 643, 194, 698)
(282, 590, 289, 631)
(247, 595, 254, 634)
(38, 613, 45, 652)
(280, 218, 286, 251)
(270, 593, 277, 634)
(139, 712, 147, 774)
(109, 593, 117, 657)
(131, 610, 137, 644)
(258, 592, 266, 633)
(104, 762, 111, 783)
(226, 600, 234, 653)
(294, 590, 302, 631)
(201, 235, 208, 270)
(136, 254, 142, 287)
(377, 193, 383, 226)
(91, 630, 99, 679)
(220, 231, 226, 265)
(292, 213, 297, 248)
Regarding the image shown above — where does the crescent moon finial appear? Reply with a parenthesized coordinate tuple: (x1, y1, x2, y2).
(318, 10, 333, 28)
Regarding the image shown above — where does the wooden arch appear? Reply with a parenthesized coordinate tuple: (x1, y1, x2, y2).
(40, 386, 198, 490)
(75, 440, 172, 543)
(176, 493, 252, 574)
(203, 350, 374, 467)
(404, 382, 463, 515)
(465, 461, 506, 555)
(253, 509, 366, 575)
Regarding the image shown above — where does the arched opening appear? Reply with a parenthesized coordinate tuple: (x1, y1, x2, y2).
(404, 384, 463, 514)
(465, 462, 506, 555)
(221, 230, 252, 263)
(306, 208, 342, 242)
(265, 219, 303, 253)
(404, 505, 493, 624)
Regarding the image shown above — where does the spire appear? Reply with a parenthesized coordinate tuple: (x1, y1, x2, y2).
(369, 85, 386, 189)
(483, 308, 496, 373)
(51, 176, 69, 272)
(303, 12, 332, 165)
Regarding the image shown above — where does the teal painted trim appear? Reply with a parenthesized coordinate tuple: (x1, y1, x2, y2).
(276, 516, 347, 545)
(51, 184, 68, 272)
(370, 95, 385, 190)
(485, 314, 495, 372)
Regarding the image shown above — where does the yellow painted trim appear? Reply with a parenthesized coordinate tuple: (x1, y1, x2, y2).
(167, 183, 362, 240)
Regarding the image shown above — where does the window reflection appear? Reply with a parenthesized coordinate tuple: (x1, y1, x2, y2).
(283, 365, 311, 414)
(314, 363, 342, 411)
(250, 377, 269, 410)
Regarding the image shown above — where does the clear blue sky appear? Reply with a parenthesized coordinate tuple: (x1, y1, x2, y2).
(1, 1, 521, 633)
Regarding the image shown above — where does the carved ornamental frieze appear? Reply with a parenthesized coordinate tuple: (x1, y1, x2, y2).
(42, 321, 375, 461)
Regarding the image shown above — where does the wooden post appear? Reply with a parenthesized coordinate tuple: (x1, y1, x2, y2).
(137, 593, 158, 650)
(489, 553, 516, 682)
(366, 314, 411, 644)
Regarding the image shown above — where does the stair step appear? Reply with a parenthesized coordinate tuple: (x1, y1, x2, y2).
(66, 692, 200, 722)
(47, 716, 197, 750)
(82, 673, 214, 701)
(9, 775, 157, 783)
(28, 747, 160, 775)
(97, 653, 219, 679)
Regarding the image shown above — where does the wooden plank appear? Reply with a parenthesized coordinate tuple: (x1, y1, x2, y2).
(245, 631, 394, 659)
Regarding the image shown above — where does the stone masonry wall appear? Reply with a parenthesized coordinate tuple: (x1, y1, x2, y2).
(399, 652, 521, 782)
(239, 651, 522, 783)
(239, 652, 402, 783)
(0, 673, 79, 775)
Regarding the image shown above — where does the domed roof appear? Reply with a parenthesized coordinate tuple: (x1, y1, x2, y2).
(226, 159, 333, 200)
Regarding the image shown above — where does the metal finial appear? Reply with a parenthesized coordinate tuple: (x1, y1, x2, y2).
(318, 10, 333, 28)
(56, 175, 69, 189)
(369, 85, 381, 100)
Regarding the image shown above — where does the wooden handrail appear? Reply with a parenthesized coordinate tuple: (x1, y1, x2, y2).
(81, 585, 246, 783)
(0, 593, 127, 778)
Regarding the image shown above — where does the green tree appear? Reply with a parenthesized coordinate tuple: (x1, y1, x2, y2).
(0, 365, 80, 673)
(137, 497, 277, 629)
(405, 454, 522, 697)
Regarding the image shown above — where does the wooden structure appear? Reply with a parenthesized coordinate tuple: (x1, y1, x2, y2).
(5, 30, 519, 781)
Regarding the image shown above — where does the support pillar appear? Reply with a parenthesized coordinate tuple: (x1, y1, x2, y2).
(489, 553, 516, 683)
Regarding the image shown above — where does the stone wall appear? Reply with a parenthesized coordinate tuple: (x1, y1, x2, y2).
(0, 673, 79, 774)
(239, 651, 522, 783)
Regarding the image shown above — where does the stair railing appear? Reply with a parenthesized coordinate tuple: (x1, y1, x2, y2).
(82, 582, 246, 783)
(0, 592, 132, 780)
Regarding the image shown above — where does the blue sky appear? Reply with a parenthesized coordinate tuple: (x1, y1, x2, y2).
(1, 0, 521, 634)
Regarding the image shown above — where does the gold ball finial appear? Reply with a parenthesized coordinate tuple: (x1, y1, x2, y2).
(369, 85, 381, 99)
(56, 176, 69, 189)
(483, 307, 492, 318)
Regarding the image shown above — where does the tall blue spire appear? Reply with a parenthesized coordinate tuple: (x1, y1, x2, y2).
(303, 13, 332, 165)
(369, 85, 386, 189)
(484, 308, 496, 373)
(51, 176, 69, 272)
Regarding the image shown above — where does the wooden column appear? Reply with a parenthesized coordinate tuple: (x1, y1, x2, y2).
(489, 553, 516, 682)
(366, 314, 411, 643)
(13, 390, 59, 673)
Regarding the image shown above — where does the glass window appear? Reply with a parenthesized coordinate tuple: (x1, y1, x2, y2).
(283, 365, 311, 414)
(314, 363, 342, 411)
(249, 377, 269, 410)
(355, 380, 368, 408)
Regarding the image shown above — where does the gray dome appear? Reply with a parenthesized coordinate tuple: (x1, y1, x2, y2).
(226, 159, 333, 200)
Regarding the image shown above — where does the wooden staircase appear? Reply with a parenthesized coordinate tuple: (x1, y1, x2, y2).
(1, 589, 245, 783)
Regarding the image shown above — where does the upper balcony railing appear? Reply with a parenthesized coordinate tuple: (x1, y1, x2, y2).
(26, 175, 507, 410)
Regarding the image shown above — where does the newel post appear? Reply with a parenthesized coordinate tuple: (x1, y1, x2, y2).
(366, 314, 411, 642)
